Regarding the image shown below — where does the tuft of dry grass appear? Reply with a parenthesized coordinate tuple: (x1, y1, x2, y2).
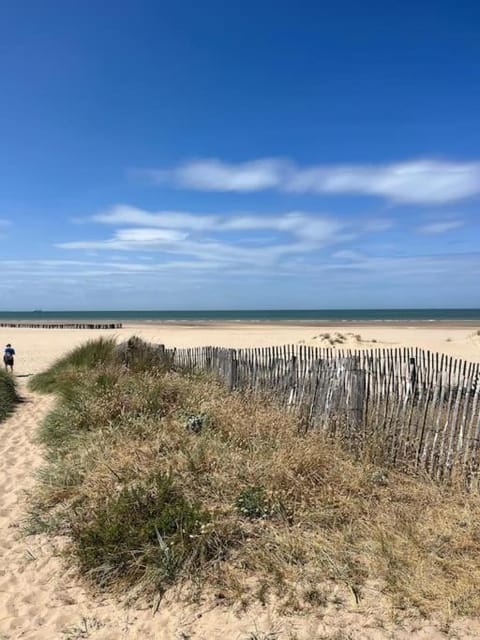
(314, 332, 365, 347)
(61, 616, 104, 639)
(28, 338, 480, 618)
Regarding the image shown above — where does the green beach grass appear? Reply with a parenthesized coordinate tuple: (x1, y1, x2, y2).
(0, 368, 20, 422)
(27, 337, 480, 618)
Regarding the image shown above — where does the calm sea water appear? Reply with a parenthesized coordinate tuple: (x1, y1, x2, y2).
(0, 309, 479, 322)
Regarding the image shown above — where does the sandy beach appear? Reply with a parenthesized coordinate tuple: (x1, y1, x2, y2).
(1, 323, 480, 639)
(1, 322, 479, 377)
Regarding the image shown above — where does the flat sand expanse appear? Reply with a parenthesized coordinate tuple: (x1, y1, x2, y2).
(1, 323, 480, 638)
(1, 322, 480, 376)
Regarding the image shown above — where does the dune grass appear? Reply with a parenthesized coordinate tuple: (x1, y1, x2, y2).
(0, 368, 20, 421)
(28, 338, 480, 618)
(29, 335, 172, 396)
(28, 337, 118, 395)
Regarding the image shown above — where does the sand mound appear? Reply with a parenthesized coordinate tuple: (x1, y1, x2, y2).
(0, 379, 479, 638)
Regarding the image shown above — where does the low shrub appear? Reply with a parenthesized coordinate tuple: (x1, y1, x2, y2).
(235, 486, 286, 521)
(72, 472, 212, 589)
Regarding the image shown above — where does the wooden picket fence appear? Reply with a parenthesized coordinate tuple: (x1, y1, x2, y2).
(167, 345, 480, 489)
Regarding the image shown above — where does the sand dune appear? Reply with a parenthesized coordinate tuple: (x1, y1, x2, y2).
(2, 382, 480, 638)
(1, 325, 480, 638)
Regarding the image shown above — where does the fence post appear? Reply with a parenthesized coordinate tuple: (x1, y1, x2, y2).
(229, 350, 238, 391)
(287, 354, 297, 407)
(206, 347, 212, 371)
(409, 357, 417, 397)
(348, 356, 366, 441)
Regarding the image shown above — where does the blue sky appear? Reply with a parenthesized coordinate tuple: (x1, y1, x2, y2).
(1, 0, 479, 310)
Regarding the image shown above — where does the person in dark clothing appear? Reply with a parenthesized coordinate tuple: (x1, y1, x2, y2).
(3, 344, 15, 372)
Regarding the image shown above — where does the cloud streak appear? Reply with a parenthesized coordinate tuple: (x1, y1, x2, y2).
(92, 205, 343, 241)
(62, 205, 472, 275)
(66, 206, 347, 253)
(3, 252, 479, 293)
(140, 157, 480, 204)
(43, 204, 478, 308)
(59, 206, 361, 272)
(93, 206, 218, 231)
(417, 220, 464, 234)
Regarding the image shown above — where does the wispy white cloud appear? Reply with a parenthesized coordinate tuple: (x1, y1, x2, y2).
(92, 205, 345, 242)
(417, 219, 464, 234)
(286, 161, 480, 203)
(0, 258, 223, 278)
(137, 158, 286, 192)
(0, 259, 153, 273)
(57, 205, 425, 278)
(58, 227, 187, 251)
(40, 203, 476, 308)
(58, 208, 346, 265)
(141, 157, 480, 204)
(93, 205, 218, 231)
(221, 212, 341, 242)
(3, 252, 479, 300)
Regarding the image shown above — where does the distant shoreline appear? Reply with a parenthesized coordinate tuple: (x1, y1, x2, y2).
(2, 319, 479, 367)
(116, 319, 480, 330)
(0, 318, 479, 329)
(0, 309, 479, 325)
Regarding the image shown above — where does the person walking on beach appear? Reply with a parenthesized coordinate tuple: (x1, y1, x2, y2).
(3, 344, 15, 373)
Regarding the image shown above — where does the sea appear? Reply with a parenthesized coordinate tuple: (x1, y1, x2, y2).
(0, 309, 479, 323)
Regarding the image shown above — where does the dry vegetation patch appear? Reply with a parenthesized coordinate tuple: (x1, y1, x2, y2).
(313, 332, 364, 346)
(28, 338, 480, 619)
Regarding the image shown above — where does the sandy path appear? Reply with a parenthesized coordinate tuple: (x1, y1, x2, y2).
(0, 383, 89, 639)
(0, 382, 139, 639)
(1, 381, 480, 639)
